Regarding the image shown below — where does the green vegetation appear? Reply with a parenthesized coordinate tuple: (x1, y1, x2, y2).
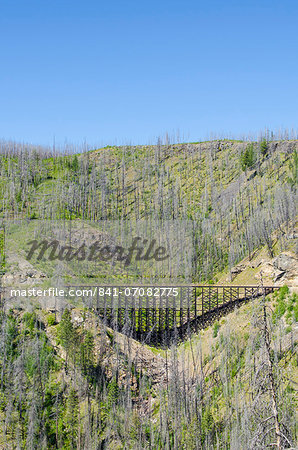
(46, 313, 56, 326)
(1, 139, 297, 283)
(0, 139, 297, 448)
(272, 286, 297, 325)
(260, 138, 268, 155)
(213, 321, 220, 337)
(0, 287, 296, 448)
(241, 143, 255, 170)
(0, 228, 5, 273)
(288, 149, 298, 186)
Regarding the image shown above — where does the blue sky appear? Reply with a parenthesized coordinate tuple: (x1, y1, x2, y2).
(1, 0, 298, 146)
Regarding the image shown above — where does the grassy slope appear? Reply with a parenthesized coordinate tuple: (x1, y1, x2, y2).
(0, 140, 297, 446)
(1, 139, 297, 283)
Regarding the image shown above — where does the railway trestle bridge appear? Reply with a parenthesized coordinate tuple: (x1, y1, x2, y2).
(85, 285, 280, 346)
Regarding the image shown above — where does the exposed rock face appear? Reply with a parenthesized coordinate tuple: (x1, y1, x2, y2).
(253, 251, 298, 288)
(273, 252, 297, 272)
(254, 261, 274, 280)
(3, 251, 47, 285)
(229, 250, 298, 288)
(3, 268, 46, 285)
(272, 252, 298, 287)
(231, 264, 246, 275)
(229, 263, 247, 281)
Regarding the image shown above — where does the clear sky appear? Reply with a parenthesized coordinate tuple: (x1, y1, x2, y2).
(1, 0, 298, 147)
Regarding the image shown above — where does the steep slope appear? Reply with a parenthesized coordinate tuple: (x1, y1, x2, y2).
(0, 138, 297, 448)
(0, 283, 296, 448)
(0, 139, 297, 282)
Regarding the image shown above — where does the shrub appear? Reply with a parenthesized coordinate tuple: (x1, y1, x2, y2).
(285, 311, 292, 324)
(213, 322, 220, 338)
(46, 314, 56, 326)
(293, 303, 298, 322)
(243, 332, 249, 342)
(274, 300, 286, 321)
(278, 285, 289, 301)
(287, 149, 298, 186)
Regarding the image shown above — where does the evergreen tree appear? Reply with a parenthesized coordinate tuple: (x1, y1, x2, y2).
(260, 139, 268, 155)
(80, 330, 95, 374)
(241, 143, 255, 170)
(58, 309, 77, 359)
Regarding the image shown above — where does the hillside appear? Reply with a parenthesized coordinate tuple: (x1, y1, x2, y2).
(0, 280, 297, 448)
(0, 139, 297, 282)
(0, 138, 297, 449)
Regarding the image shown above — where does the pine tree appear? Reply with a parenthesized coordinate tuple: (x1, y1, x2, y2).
(58, 309, 77, 360)
(80, 330, 94, 374)
(260, 139, 268, 156)
(241, 143, 255, 170)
